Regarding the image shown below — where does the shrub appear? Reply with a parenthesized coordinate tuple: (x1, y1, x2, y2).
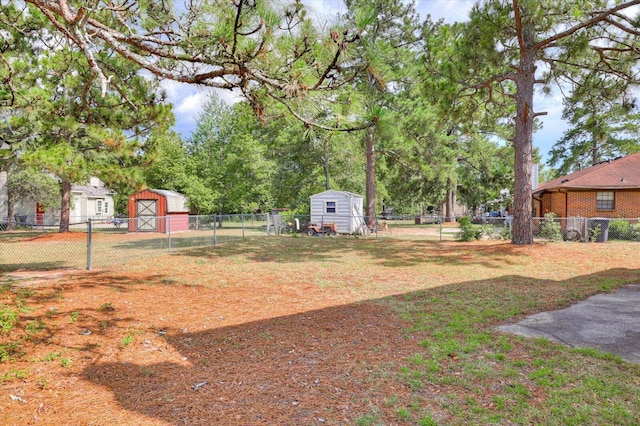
(589, 224, 602, 242)
(540, 213, 562, 241)
(609, 220, 631, 240)
(457, 216, 482, 242)
(631, 222, 640, 241)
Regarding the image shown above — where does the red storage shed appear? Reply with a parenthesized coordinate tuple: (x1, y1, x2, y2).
(127, 189, 190, 233)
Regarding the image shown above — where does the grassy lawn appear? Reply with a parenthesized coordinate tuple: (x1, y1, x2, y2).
(1, 238, 639, 425)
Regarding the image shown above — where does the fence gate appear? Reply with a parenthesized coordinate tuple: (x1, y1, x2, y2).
(136, 200, 157, 231)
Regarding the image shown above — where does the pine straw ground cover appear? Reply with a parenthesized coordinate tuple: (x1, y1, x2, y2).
(1, 237, 640, 425)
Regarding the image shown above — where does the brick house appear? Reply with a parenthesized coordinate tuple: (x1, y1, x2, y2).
(532, 153, 640, 219)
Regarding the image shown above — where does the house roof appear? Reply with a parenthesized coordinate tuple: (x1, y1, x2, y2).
(533, 153, 640, 194)
(72, 184, 114, 198)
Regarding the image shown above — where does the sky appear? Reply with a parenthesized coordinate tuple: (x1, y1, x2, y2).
(166, 0, 567, 163)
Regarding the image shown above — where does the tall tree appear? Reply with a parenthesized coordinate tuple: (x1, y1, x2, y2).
(437, 0, 640, 244)
(548, 68, 640, 174)
(5, 6, 172, 231)
(387, 19, 515, 221)
(341, 0, 421, 225)
(187, 95, 275, 215)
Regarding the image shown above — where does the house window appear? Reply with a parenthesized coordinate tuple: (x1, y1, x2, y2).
(596, 191, 614, 210)
(104, 201, 109, 215)
(325, 201, 337, 214)
(96, 199, 104, 215)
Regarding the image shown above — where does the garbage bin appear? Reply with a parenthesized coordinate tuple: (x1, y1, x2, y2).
(589, 218, 610, 242)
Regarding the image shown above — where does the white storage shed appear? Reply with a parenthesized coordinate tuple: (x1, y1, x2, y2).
(310, 190, 367, 234)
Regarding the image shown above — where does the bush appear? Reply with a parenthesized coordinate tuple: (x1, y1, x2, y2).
(589, 223, 602, 242)
(457, 216, 482, 242)
(609, 220, 631, 240)
(631, 222, 640, 241)
(540, 213, 562, 241)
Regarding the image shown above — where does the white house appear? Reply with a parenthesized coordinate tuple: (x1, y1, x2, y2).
(0, 174, 114, 225)
(70, 177, 115, 224)
(310, 190, 367, 234)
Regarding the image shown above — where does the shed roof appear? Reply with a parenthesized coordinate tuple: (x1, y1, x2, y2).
(147, 189, 189, 213)
(310, 189, 363, 199)
(533, 153, 640, 194)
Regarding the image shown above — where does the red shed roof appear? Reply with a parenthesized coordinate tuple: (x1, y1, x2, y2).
(534, 153, 640, 194)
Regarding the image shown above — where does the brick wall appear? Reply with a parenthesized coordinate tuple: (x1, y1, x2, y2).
(537, 190, 640, 218)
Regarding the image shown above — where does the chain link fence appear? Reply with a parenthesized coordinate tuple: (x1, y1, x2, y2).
(533, 216, 640, 242)
(0, 214, 274, 272)
(0, 221, 89, 271)
(2, 213, 638, 272)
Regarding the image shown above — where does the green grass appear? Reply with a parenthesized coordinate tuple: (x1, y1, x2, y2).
(0, 304, 18, 333)
(385, 277, 640, 425)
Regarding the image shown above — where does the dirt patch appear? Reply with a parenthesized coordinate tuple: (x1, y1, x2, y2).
(0, 271, 418, 425)
(19, 232, 88, 243)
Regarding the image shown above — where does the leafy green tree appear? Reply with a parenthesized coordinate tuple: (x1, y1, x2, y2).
(457, 141, 514, 213)
(5, 167, 60, 228)
(143, 131, 191, 192)
(187, 95, 275, 215)
(256, 121, 360, 212)
(383, 19, 515, 221)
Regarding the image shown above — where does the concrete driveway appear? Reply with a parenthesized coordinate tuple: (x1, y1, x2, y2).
(497, 284, 640, 364)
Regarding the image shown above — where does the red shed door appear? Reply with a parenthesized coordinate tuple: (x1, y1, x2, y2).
(136, 200, 157, 231)
(36, 203, 45, 225)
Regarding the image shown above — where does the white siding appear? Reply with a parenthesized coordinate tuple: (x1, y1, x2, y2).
(310, 190, 364, 234)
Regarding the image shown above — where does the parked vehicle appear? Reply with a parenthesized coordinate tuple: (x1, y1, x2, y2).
(307, 223, 337, 236)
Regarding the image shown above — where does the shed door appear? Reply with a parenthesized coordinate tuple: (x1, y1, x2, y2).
(136, 200, 157, 231)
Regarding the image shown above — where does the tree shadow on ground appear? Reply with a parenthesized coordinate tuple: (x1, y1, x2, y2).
(0, 261, 78, 272)
(79, 267, 640, 425)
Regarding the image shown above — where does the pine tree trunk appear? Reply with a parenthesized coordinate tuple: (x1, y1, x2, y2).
(365, 126, 376, 227)
(6, 188, 15, 231)
(512, 24, 535, 245)
(59, 180, 71, 233)
(445, 176, 456, 222)
(322, 156, 331, 190)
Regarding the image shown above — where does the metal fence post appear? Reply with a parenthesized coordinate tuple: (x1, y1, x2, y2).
(87, 219, 93, 270)
(167, 216, 172, 253)
(241, 213, 245, 239)
(439, 216, 443, 242)
(213, 214, 217, 245)
(266, 213, 271, 236)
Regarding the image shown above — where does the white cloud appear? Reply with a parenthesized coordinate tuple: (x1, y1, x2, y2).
(175, 91, 209, 116)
